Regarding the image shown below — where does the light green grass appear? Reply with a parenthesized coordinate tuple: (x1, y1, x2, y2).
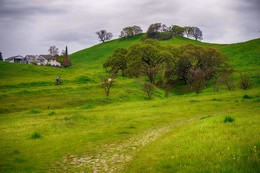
(125, 92, 260, 172)
(0, 35, 259, 172)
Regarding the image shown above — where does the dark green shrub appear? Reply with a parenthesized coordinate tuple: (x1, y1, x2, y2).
(224, 116, 235, 123)
(31, 132, 41, 139)
(243, 95, 253, 99)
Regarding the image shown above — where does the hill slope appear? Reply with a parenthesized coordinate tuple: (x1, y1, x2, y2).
(0, 35, 259, 172)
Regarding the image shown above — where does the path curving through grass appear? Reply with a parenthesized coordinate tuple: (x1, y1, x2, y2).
(53, 118, 197, 173)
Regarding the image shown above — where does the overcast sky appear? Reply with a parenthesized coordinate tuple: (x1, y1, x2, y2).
(0, 0, 259, 58)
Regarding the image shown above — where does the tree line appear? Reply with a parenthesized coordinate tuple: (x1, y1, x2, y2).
(96, 23, 203, 43)
(102, 39, 251, 97)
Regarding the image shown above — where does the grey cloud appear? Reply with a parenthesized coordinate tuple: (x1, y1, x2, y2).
(239, 0, 260, 13)
(0, 6, 65, 16)
(49, 32, 93, 45)
(0, 0, 67, 20)
(0, 0, 259, 58)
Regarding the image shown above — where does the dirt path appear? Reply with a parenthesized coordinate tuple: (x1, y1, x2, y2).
(54, 118, 196, 173)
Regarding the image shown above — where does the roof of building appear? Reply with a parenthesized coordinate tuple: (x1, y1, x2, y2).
(5, 55, 24, 61)
(40, 55, 55, 60)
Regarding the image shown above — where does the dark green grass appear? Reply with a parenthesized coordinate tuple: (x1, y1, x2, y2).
(224, 116, 235, 123)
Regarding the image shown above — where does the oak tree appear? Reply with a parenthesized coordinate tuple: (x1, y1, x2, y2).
(96, 30, 113, 43)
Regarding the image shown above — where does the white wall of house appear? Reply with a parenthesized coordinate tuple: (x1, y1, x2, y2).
(48, 60, 61, 66)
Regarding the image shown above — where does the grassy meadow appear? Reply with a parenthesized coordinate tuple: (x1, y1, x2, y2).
(0, 35, 259, 172)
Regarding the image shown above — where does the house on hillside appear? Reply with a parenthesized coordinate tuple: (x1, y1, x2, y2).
(39, 55, 61, 66)
(5, 55, 25, 63)
(24, 55, 45, 65)
(5, 54, 61, 67)
(23, 55, 61, 66)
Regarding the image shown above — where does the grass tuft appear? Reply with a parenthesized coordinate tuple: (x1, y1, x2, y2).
(243, 95, 253, 99)
(224, 116, 235, 123)
(212, 98, 222, 101)
(48, 111, 56, 116)
(28, 109, 41, 114)
(31, 132, 41, 139)
(189, 100, 200, 103)
(200, 115, 211, 120)
(80, 104, 95, 109)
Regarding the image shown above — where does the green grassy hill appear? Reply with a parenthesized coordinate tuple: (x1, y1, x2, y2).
(0, 35, 259, 172)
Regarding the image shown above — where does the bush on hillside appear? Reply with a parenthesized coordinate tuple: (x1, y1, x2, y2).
(240, 73, 251, 90)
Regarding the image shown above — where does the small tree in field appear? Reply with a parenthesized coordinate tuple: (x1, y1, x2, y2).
(143, 82, 155, 99)
(101, 76, 115, 96)
(217, 67, 235, 90)
(240, 73, 251, 90)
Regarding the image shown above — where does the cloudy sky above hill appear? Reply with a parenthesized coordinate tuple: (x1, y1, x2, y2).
(0, 0, 259, 58)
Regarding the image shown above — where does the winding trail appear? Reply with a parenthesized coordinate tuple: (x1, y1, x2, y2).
(54, 117, 197, 173)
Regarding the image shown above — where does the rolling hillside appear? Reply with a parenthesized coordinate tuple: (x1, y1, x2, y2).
(0, 35, 259, 172)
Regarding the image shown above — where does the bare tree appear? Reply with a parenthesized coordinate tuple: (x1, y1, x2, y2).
(96, 30, 113, 43)
(48, 46, 59, 56)
(240, 73, 251, 90)
(101, 76, 116, 96)
(191, 27, 203, 41)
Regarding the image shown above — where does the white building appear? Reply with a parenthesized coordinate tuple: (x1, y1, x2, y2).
(6, 54, 61, 67)
(5, 55, 25, 63)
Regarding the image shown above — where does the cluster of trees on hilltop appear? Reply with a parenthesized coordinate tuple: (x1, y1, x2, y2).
(103, 39, 231, 94)
(146, 23, 203, 41)
(96, 23, 203, 43)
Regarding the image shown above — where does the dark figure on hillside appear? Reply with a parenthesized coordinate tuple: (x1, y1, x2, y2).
(56, 76, 61, 85)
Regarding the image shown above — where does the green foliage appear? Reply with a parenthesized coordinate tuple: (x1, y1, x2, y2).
(146, 23, 172, 40)
(55, 54, 64, 66)
(103, 48, 128, 76)
(168, 25, 203, 40)
(125, 39, 171, 84)
(119, 26, 142, 38)
(169, 25, 185, 36)
(224, 116, 235, 123)
(165, 44, 227, 93)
